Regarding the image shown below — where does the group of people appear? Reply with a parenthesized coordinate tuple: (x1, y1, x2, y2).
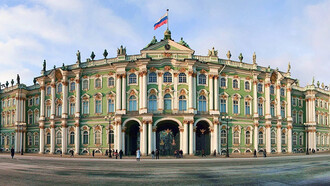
(174, 150, 184, 158)
(92, 149, 123, 159)
(253, 149, 267, 157)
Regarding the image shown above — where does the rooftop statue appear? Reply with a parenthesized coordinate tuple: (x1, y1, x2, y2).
(117, 45, 126, 56)
(17, 74, 20, 85)
(33, 78, 37, 85)
(103, 49, 108, 59)
(11, 79, 14, 87)
(43, 60, 46, 71)
(208, 47, 218, 57)
(178, 37, 190, 48)
(253, 52, 256, 64)
(312, 76, 315, 85)
(226, 50, 231, 59)
(317, 81, 320, 88)
(6, 81, 9, 88)
(296, 79, 300, 86)
(287, 62, 291, 73)
(238, 53, 243, 62)
(90, 51, 95, 61)
(321, 82, 325, 89)
(76, 50, 81, 63)
(146, 36, 158, 48)
(53, 65, 56, 69)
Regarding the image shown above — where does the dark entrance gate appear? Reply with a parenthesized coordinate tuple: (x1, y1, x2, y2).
(196, 121, 211, 155)
(125, 121, 140, 156)
(156, 121, 180, 156)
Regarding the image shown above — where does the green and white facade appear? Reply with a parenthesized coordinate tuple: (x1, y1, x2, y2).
(0, 30, 329, 155)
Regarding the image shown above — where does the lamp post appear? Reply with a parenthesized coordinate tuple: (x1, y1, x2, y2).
(20, 124, 23, 155)
(104, 114, 114, 158)
(306, 129, 309, 155)
(221, 115, 232, 157)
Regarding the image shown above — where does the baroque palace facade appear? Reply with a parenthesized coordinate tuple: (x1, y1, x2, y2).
(0, 30, 329, 156)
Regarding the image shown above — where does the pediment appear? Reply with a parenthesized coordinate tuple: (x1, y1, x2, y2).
(141, 39, 194, 55)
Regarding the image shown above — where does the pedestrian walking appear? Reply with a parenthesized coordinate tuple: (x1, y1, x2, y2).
(109, 149, 112, 158)
(115, 150, 118, 159)
(156, 149, 160, 159)
(254, 149, 257, 158)
(11, 147, 14, 159)
(60, 150, 62, 157)
(263, 149, 267, 157)
(180, 150, 183, 158)
(202, 149, 206, 157)
(136, 148, 141, 161)
(119, 150, 123, 159)
(71, 150, 74, 157)
(92, 150, 95, 157)
(213, 150, 216, 157)
(151, 150, 155, 159)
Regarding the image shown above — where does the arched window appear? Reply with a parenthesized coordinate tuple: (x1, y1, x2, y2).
(164, 94, 172, 110)
(198, 95, 207, 112)
(46, 132, 50, 145)
(56, 131, 62, 145)
(46, 87, 51, 95)
(220, 78, 226, 87)
(46, 105, 51, 117)
(270, 103, 275, 117)
(70, 82, 75, 91)
(83, 131, 89, 144)
(70, 131, 75, 145)
(163, 72, 172, 83)
(148, 95, 157, 112)
(95, 78, 101, 88)
(245, 101, 250, 115)
(220, 99, 227, 113)
(178, 73, 187, 83)
(57, 104, 62, 116)
(233, 100, 239, 114)
(129, 74, 137, 84)
(245, 131, 251, 145)
(34, 134, 39, 146)
(108, 130, 114, 144)
(292, 111, 297, 124)
(316, 114, 319, 124)
(198, 74, 206, 85)
(245, 81, 250, 90)
(28, 135, 32, 146)
(299, 135, 303, 145)
(281, 132, 286, 144)
(128, 95, 137, 111)
(271, 131, 276, 144)
(108, 99, 114, 113)
(298, 112, 303, 124)
(293, 134, 297, 146)
(270, 85, 275, 94)
(258, 131, 263, 144)
(95, 100, 102, 114)
(95, 131, 101, 144)
(257, 84, 263, 93)
(179, 95, 187, 111)
(280, 88, 285, 97)
(233, 79, 238, 89)
(82, 79, 88, 90)
(57, 83, 62, 93)
(233, 131, 239, 144)
(148, 72, 157, 83)
(108, 77, 114, 86)
(221, 130, 227, 144)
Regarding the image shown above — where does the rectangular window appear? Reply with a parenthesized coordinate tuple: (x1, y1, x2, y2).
(292, 98, 296, 106)
(28, 114, 33, 125)
(233, 100, 238, 114)
(108, 99, 114, 113)
(258, 103, 263, 116)
(70, 103, 75, 115)
(34, 135, 39, 146)
(46, 106, 51, 117)
(245, 101, 250, 115)
(35, 97, 40, 105)
(281, 106, 285, 118)
(95, 100, 102, 113)
(83, 101, 89, 114)
(220, 99, 226, 113)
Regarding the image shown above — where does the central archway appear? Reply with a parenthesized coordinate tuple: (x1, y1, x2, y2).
(195, 120, 211, 155)
(155, 120, 180, 156)
(124, 119, 141, 156)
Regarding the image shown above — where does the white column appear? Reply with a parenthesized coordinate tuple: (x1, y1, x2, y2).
(153, 128, 156, 152)
(139, 73, 143, 112)
(189, 122, 193, 155)
(23, 132, 26, 152)
(157, 72, 163, 112)
(193, 73, 197, 113)
(148, 122, 152, 154)
(61, 125, 67, 154)
(209, 75, 214, 111)
(15, 132, 18, 152)
(50, 125, 55, 154)
(287, 126, 292, 153)
(210, 129, 214, 153)
(214, 122, 219, 154)
(214, 76, 219, 112)
(114, 124, 118, 150)
(139, 127, 143, 153)
(253, 76, 259, 152)
(75, 77, 80, 118)
(173, 73, 178, 113)
(188, 71, 194, 113)
(266, 126, 271, 153)
(142, 71, 147, 113)
(39, 127, 45, 153)
(277, 126, 281, 153)
(180, 129, 183, 151)
(122, 74, 126, 113)
(183, 122, 188, 154)
(62, 74, 68, 118)
(50, 79, 55, 119)
(116, 74, 122, 113)
(143, 122, 147, 155)
(117, 123, 122, 151)
(287, 84, 292, 153)
(40, 82, 45, 119)
(75, 123, 80, 154)
(254, 124, 258, 152)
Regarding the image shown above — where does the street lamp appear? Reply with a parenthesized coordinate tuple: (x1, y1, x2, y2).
(306, 130, 309, 155)
(221, 115, 232, 157)
(104, 114, 114, 158)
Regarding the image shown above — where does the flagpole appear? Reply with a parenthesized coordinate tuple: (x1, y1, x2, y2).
(167, 9, 169, 30)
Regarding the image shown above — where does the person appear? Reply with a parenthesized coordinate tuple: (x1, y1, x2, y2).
(115, 150, 118, 159)
(105, 150, 108, 156)
(202, 149, 206, 157)
(119, 150, 123, 159)
(254, 149, 257, 158)
(213, 150, 216, 157)
(156, 149, 159, 159)
(71, 150, 74, 157)
(180, 150, 183, 158)
(60, 150, 62, 157)
(312, 149, 315, 154)
(136, 148, 141, 161)
(92, 150, 95, 157)
(263, 149, 267, 157)
(11, 147, 14, 159)
(109, 149, 112, 158)
(151, 150, 155, 159)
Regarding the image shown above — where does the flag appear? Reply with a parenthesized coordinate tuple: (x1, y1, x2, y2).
(154, 13, 168, 30)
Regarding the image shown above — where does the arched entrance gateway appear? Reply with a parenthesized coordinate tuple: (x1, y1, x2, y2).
(124, 119, 141, 155)
(155, 120, 181, 156)
(195, 120, 211, 155)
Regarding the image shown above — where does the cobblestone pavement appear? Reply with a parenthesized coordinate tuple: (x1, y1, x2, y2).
(0, 154, 329, 185)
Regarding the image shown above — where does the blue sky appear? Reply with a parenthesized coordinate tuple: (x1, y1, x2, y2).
(0, 0, 329, 87)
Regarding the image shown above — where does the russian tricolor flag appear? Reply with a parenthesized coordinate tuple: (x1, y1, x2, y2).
(154, 13, 168, 30)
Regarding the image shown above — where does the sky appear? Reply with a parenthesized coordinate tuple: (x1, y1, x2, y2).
(0, 0, 329, 87)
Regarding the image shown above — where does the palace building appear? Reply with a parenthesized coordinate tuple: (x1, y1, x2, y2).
(0, 30, 329, 156)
